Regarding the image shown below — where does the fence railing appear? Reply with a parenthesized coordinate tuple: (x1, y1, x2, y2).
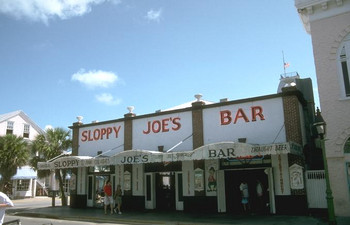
(305, 170, 327, 208)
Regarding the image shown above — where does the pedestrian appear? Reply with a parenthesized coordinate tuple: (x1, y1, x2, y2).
(103, 180, 113, 215)
(113, 184, 122, 214)
(239, 180, 249, 212)
(0, 188, 14, 225)
(256, 179, 264, 210)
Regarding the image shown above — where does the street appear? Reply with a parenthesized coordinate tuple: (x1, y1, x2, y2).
(4, 215, 133, 225)
(3, 197, 350, 225)
(4, 197, 154, 225)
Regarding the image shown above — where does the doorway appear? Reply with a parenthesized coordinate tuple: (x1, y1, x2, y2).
(156, 172, 175, 211)
(225, 169, 268, 214)
(94, 175, 110, 208)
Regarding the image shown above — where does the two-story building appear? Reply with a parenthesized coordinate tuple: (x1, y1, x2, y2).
(0, 110, 45, 198)
(295, 0, 350, 216)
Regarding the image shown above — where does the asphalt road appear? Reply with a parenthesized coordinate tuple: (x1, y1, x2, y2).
(4, 197, 138, 225)
(4, 215, 130, 225)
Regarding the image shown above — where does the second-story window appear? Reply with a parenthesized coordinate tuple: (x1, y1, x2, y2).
(339, 33, 350, 98)
(6, 121, 14, 135)
(23, 124, 30, 138)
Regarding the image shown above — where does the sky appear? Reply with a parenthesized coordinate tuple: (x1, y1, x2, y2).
(0, 0, 318, 131)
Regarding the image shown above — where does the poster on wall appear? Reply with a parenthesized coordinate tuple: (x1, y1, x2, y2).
(194, 168, 204, 191)
(69, 173, 76, 191)
(207, 165, 217, 192)
(289, 164, 304, 190)
(124, 171, 131, 191)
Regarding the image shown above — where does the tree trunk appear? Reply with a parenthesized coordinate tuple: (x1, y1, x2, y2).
(56, 169, 67, 206)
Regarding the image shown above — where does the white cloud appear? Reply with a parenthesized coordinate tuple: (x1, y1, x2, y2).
(72, 69, 118, 89)
(146, 8, 162, 22)
(95, 93, 121, 105)
(0, 0, 120, 24)
(45, 125, 53, 131)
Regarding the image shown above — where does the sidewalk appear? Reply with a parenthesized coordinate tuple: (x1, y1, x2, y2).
(7, 198, 350, 225)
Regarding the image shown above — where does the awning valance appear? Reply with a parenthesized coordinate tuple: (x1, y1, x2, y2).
(38, 156, 93, 170)
(38, 142, 302, 170)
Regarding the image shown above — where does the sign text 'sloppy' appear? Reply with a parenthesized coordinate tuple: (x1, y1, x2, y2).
(54, 159, 79, 168)
(81, 126, 121, 142)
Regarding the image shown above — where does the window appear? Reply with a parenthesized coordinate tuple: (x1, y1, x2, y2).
(339, 33, 350, 97)
(23, 124, 30, 138)
(16, 180, 30, 191)
(344, 137, 350, 154)
(347, 163, 350, 195)
(6, 121, 14, 135)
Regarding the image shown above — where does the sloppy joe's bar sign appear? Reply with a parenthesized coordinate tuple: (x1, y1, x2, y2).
(38, 142, 302, 170)
(163, 142, 302, 162)
(79, 105, 268, 144)
(38, 156, 111, 170)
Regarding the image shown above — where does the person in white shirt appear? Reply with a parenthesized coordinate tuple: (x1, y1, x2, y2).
(239, 181, 249, 212)
(256, 179, 264, 210)
(0, 191, 14, 225)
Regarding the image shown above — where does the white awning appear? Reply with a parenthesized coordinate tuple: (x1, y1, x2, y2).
(38, 156, 93, 170)
(38, 142, 302, 170)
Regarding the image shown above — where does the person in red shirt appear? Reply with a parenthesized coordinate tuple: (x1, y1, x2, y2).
(103, 180, 113, 215)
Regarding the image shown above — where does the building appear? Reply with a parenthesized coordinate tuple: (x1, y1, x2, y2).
(295, 0, 350, 216)
(0, 110, 45, 198)
(39, 76, 322, 215)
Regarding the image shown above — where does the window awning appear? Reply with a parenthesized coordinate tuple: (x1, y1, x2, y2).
(38, 142, 302, 170)
(12, 166, 37, 180)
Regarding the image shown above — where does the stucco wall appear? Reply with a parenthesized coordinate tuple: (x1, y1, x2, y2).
(309, 11, 350, 216)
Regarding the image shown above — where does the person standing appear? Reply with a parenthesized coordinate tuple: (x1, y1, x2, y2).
(239, 181, 249, 212)
(256, 179, 264, 210)
(103, 180, 113, 215)
(0, 191, 14, 225)
(113, 184, 122, 214)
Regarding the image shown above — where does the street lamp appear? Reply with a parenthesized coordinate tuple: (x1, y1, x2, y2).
(314, 108, 336, 225)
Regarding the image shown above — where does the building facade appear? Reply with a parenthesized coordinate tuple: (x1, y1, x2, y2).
(295, 0, 350, 216)
(39, 78, 319, 215)
(0, 110, 45, 198)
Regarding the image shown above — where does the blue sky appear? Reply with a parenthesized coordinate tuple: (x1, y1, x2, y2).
(0, 0, 317, 130)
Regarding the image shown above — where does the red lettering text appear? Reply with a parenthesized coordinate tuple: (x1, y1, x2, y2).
(143, 117, 181, 134)
(220, 106, 265, 125)
(220, 110, 232, 125)
(234, 108, 249, 123)
(251, 106, 265, 121)
(80, 126, 122, 142)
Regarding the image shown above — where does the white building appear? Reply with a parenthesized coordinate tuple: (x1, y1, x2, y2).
(0, 110, 45, 198)
(39, 77, 321, 215)
(295, 0, 350, 216)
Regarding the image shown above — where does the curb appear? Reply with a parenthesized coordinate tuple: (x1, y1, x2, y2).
(11, 212, 169, 225)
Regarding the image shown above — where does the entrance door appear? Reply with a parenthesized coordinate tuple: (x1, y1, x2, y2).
(95, 175, 110, 208)
(156, 172, 175, 211)
(225, 169, 269, 214)
(145, 173, 155, 209)
(175, 172, 184, 210)
(87, 175, 94, 207)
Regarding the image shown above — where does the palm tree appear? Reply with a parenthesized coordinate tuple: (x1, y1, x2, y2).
(30, 127, 72, 206)
(0, 134, 29, 191)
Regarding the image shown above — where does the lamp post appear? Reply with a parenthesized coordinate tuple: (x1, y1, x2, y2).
(314, 108, 336, 225)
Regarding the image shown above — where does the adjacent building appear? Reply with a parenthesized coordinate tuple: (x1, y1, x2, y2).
(295, 0, 350, 216)
(0, 110, 45, 198)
